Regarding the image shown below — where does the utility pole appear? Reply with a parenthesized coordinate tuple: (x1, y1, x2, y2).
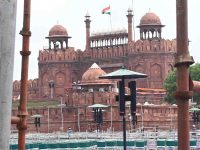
(0, 0, 17, 149)
(10, 0, 31, 149)
(174, 0, 194, 149)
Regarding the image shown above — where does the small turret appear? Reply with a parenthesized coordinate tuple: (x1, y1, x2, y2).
(137, 11, 165, 40)
(46, 24, 71, 50)
(85, 12, 91, 50)
(127, 8, 133, 42)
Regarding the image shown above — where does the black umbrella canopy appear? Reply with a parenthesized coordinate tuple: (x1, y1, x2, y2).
(99, 66, 147, 79)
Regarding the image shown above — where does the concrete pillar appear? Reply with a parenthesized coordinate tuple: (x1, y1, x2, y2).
(0, 0, 17, 149)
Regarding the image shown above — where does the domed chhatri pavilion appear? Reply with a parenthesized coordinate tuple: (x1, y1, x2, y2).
(12, 10, 178, 132)
(46, 24, 71, 49)
(137, 11, 165, 40)
(49, 24, 68, 36)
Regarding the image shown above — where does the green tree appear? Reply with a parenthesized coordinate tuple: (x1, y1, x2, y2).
(190, 63, 200, 104)
(164, 63, 200, 104)
(164, 70, 176, 104)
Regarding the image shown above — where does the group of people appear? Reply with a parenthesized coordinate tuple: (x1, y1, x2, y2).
(192, 111, 200, 125)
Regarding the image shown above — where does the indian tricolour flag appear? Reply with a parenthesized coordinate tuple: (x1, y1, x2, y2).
(102, 6, 111, 15)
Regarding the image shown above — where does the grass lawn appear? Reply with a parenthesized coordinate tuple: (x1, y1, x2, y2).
(12, 99, 60, 110)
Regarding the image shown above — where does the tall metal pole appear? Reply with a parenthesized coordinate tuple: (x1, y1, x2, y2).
(99, 67, 147, 150)
(121, 78, 126, 150)
(48, 106, 50, 133)
(170, 107, 172, 131)
(17, 0, 31, 149)
(141, 104, 144, 131)
(61, 97, 64, 131)
(0, 0, 17, 149)
(122, 115, 126, 150)
(110, 105, 113, 132)
(78, 107, 80, 132)
(51, 87, 53, 99)
(174, 0, 194, 149)
(49, 80, 54, 99)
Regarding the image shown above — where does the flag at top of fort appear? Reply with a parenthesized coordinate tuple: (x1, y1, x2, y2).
(102, 6, 111, 15)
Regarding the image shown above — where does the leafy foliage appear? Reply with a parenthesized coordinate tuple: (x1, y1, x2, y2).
(190, 63, 200, 81)
(190, 63, 200, 103)
(164, 63, 200, 104)
(164, 70, 176, 104)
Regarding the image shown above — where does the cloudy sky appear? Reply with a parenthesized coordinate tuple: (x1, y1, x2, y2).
(13, 0, 200, 80)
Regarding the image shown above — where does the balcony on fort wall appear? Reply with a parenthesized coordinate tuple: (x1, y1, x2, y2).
(90, 29, 128, 49)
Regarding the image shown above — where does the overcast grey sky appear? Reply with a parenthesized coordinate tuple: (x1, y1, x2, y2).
(13, 0, 200, 80)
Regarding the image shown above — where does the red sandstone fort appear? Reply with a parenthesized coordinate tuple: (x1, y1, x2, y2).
(12, 10, 179, 132)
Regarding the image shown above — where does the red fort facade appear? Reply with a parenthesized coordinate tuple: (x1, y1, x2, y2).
(12, 10, 179, 132)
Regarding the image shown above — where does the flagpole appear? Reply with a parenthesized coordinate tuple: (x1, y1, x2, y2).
(109, 6, 113, 47)
(102, 5, 112, 44)
(109, 12, 112, 33)
(109, 1, 112, 33)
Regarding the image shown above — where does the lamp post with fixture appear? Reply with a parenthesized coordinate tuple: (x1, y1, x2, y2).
(57, 97, 66, 132)
(99, 66, 147, 150)
(48, 80, 54, 99)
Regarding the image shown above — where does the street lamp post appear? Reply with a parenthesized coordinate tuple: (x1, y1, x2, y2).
(77, 107, 80, 132)
(128, 113, 132, 132)
(140, 104, 144, 131)
(48, 80, 54, 99)
(61, 99, 64, 131)
(47, 106, 50, 133)
(110, 105, 113, 132)
(57, 97, 65, 132)
(170, 107, 172, 131)
(99, 67, 147, 150)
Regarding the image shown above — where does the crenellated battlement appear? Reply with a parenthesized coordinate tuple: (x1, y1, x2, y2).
(128, 39, 176, 53)
(38, 47, 84, 63)
(13, 79, 39, 100)
(13, 79, 39, 91)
